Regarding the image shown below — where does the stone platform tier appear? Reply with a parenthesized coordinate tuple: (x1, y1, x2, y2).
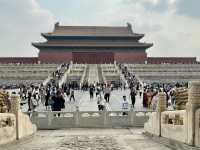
(126, 64, 200, 83)
(0, 64, 59, 85)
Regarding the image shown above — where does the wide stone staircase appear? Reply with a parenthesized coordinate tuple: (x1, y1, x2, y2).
(63, 64, 86, 88)
(88, 64, 99, 84)
(97, 64, 104, 83)
(101, 64, 121, 88)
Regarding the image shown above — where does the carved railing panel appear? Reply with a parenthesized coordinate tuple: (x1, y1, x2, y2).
(28, 110, 153, 129)
(0, 116, 15, 128)
(162, 111, 185, 126)
(0, 91, 9, 113)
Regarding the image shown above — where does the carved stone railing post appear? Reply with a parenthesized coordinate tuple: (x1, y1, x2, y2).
(156, 92, 166, 112)
(103, 108, 108, 127)
(129, 107, 135, 126)
(0, 91, 9, 113)
(175, 87, 188, 110)
(10, 95, 20, 140)
(186, 81, 200, 146)
(155, 92, 166, 136)
(75, 106, 80, 127)
(47, 109, 53, 128)
(31, 111, 39, 126)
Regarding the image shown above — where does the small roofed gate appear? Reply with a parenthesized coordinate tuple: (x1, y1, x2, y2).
(72, 52, 114, 64)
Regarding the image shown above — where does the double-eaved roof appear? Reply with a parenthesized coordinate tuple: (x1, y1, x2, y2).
(42, 22, 144, 37)
(32, 22, 153, 50)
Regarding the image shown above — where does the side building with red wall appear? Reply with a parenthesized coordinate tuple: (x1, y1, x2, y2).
(0, 56, 197, 64)
(147, 57, 197, 64)
(0, 57, 38, 64)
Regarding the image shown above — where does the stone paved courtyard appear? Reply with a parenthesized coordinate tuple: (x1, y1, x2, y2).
(1, 128, 172, 150)
(18, 89, 150, 112)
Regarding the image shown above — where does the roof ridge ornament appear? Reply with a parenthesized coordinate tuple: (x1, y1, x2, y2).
(55, 22, 60, 28)
(127, 22, 133, 33)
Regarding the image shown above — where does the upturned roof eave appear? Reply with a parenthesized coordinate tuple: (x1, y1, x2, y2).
(32, 43, 153, 49)
(41, 33, 144, 39)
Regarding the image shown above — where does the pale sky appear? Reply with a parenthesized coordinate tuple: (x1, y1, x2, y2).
(0, 0, 199, 59)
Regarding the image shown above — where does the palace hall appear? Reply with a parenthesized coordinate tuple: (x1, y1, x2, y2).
(0, 22, 197, 64)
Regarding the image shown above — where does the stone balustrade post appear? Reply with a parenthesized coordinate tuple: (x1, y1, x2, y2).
(186, 81, 200, 146)
(75, 106, 80, 127)
(10, 95, 20, 114)
(103, 108, 108, 127)
(156, 92, 166, 113)
(114, 61, 116, 66)
(32, 111, 39, 126)
(155, 92, 166, 136)
(129, 107, 135, 126)
(10, 95, 21, 140)
(47, 109, 53, 127)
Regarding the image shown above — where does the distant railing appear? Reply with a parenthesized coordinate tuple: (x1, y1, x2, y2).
(27, 109, 154, 129)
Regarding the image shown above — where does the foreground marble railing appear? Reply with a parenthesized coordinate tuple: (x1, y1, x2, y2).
(144, 81, 200, 148)
(0, 96, 36, 145)
(28, 109, 153, 130)
(0, 113, 16, 145)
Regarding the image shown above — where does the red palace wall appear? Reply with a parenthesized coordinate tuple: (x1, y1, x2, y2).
(0, 57, 38, 64)
(73, 52, 114, 64)
(147, 57, 197, 64)
(114, 52, 147, 63)
(39, 51, 72, 63)
(39, 51, 147, 64)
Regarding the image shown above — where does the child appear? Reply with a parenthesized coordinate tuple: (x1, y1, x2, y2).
(122, 96, 129, 115)
(97, 95, 105, 111)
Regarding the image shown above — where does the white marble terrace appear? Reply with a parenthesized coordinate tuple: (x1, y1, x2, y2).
(0, 64, 59, 85)
(126, 64, 200, 83)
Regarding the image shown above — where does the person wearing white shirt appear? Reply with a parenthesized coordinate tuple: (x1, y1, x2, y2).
(122, 96, 129, 115)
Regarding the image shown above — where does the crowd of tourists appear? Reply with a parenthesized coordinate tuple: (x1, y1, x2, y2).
(0, 63, 190, 114)
(22, 72, 187, 112)
(52, 63, 69, 80)
(6, 63, 69, 112)
(120, 64, 188, 111)
(142, 82, 188, 110)
(121, 64, 140, 108)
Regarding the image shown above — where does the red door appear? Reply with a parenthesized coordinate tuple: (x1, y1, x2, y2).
(72, 52, 114, 64)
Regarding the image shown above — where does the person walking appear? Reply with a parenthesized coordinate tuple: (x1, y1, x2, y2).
(130, 87, 137, 108)
(104, 85, 111, 103)
(69, 89, 75, 102)
(97, 95, 105, 111)
(66, 87, 70, 97)
(143, 90, 148, 108)
(139, 86, 143, 98)
(27, 88, 32, 111)
(45, 89, 50, 110)
(96, 85, 101, 97)
(52, 91, 65, 117)
(122, 96, 129, 115)
(89, 84, 95, 100)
